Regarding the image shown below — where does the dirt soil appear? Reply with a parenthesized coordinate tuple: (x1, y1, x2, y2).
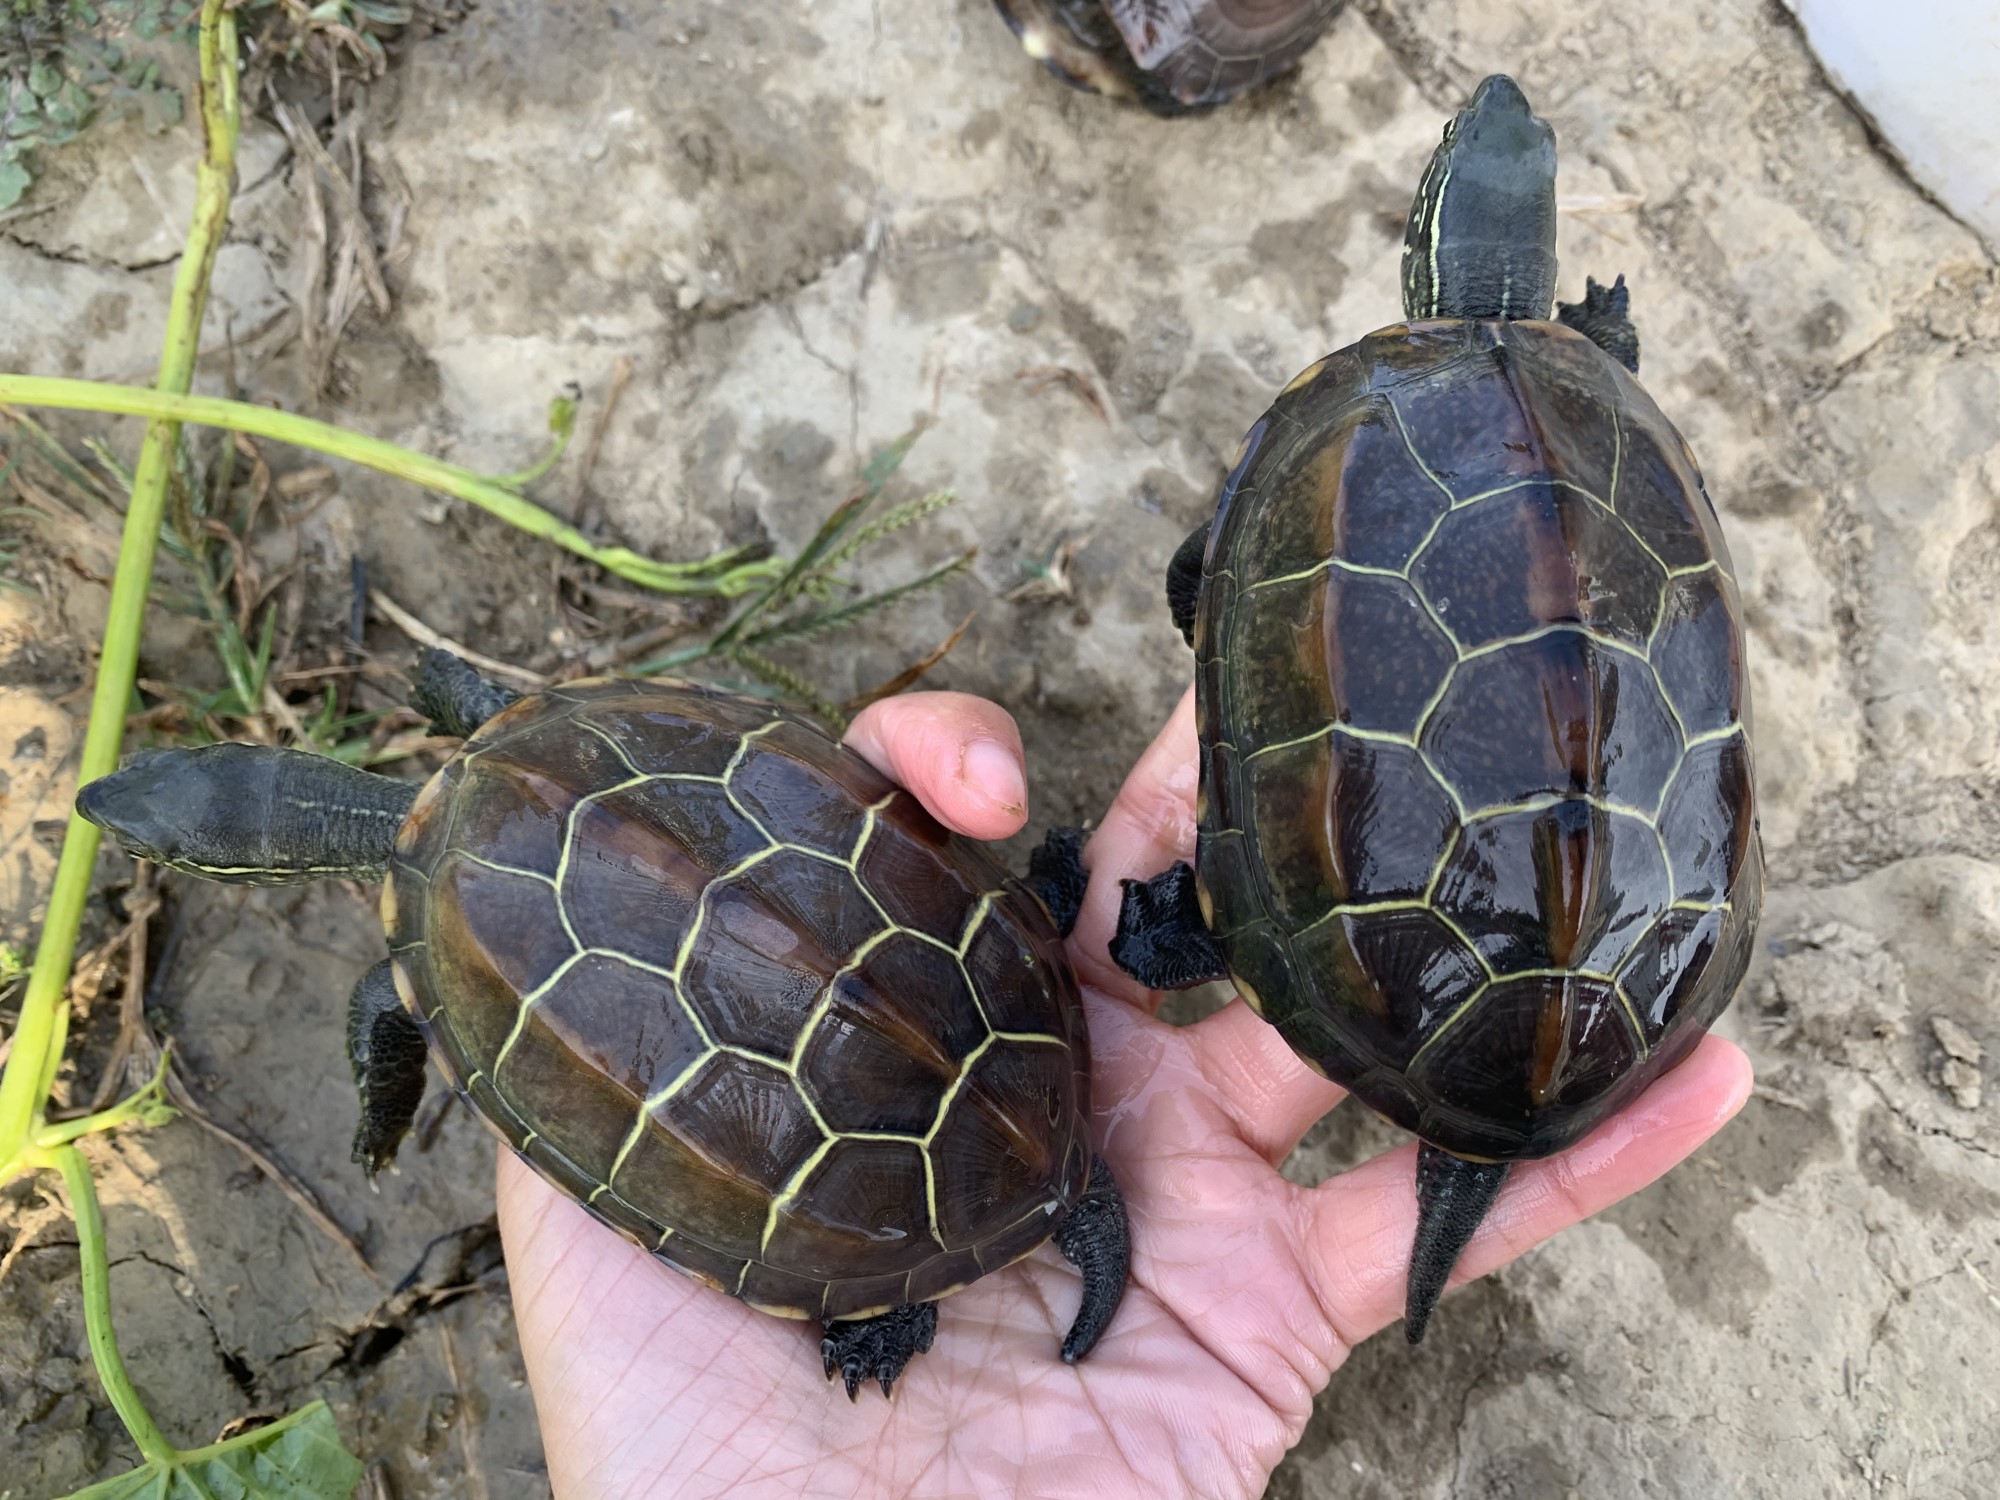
(2, 1, 1997, 1496)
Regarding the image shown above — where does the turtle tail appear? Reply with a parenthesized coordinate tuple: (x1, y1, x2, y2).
(1405, 1144, 1511, 1344)
(77, 744, 419, 884)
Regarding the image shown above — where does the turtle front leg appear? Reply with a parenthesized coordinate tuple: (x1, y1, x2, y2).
(821, 1301, 939, 1400)
(1109, 863, 1228, 989)
(347, 958, 428, 1175)
(1054, 1154, 1130, 1364)
(1166, 518, 1211, 647)
(411, 649, 520, 739)
(1557, 274, 1641, 374)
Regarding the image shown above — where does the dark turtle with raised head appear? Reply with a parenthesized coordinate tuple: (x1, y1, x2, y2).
(78, 652, 1127, 1397)
(1108, 75, 1761, 1341)
(991, 0, 1341, 115)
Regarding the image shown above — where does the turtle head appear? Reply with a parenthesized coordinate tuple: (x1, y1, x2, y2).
(79, 742, 418, 884)
(1401, 74, 1558, 323)
(77, 748, 233, 874)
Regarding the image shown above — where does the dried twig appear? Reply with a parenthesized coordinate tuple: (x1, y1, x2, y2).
(841, 610, 975, 714)
(1004, 532, 1093, 604)
(158, 1058, 374, 1275)
(568, 356, 634, 522)
(1558, 192, 1644, 214)
(285, 108, 333, 395)
(81, 887, 375, 1275)
(368, 590, 550, 688)
(87, 864, 158, 1113)
(284, 105, 393, 317)
(439, 1323, 491, 1500)
(363, 137, 414, 284)
(278, 102, 394, 395)
(1016, 365, 1109, 424)
(581, 618, 703, 676)
(1752, 1083, 1815, 1113)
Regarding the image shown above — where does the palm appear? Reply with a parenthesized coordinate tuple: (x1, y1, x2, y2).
(497, 691, 1750, 1499)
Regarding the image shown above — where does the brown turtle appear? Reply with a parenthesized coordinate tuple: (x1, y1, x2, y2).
(1107, 76, 1763, 1340)
(78, 653, 1128, 1397)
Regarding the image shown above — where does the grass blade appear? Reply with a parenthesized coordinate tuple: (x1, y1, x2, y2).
(742, 548, 975, 649)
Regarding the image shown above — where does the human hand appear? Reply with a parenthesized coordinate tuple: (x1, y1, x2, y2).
(495, 688, 1751, 1499)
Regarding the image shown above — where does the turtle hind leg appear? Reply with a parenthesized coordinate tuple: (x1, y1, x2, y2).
(1166, 519, 1210, 647)
(1557, 274, 1641, 374)
(1109, 863, 1228, 990)
(347, 959, 427, 1176)
(1054, 1154, 1130, 1364)
(1405, 1144, 1511, 1344)
(411, 649, 519, 739)
(1025, 825, 1089, 939)
(821, 1302, 938, 1400)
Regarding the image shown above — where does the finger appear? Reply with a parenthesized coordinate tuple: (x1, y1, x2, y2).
(1072, 686, 1198, 1006)
(843, 691, 1028, 841)
(1185, 999, 1349, 1164)
(1297, 1034, 1754, 1348)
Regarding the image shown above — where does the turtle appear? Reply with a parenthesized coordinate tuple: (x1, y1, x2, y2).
(77, 650, 1130, 1398)
(990, 0, 1342, 116)
(1106, 74, 1762, 1341)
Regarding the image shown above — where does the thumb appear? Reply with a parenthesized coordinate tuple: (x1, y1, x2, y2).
(843, 691, 1029, 841)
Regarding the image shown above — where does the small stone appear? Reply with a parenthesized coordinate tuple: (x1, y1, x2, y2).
(1941, 1057, 1982, 1111)
(34, 1356, 78, 1392)
(1932, 1015, 1983, 1064)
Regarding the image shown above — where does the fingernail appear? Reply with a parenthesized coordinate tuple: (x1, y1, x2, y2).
(962, 738, 1026, 816)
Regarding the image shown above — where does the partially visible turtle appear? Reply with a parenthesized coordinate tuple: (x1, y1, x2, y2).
(1109, 76, 1762, 1340)
(79, 653, 1128, 1398)
(991, 0, 1341, 115)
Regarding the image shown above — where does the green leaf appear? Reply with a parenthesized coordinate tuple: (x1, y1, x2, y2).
(0, 158, 30, 210)
(4, 97, 43, 135)
(135, 84, 183, 134)
(857, 422, 926, 497)
(812, 488, 960, 579)
(58, 1401, 364, 1500)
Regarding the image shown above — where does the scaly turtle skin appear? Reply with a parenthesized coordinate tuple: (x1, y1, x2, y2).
(78, 654, 1127, 1398)
(1111, 76, 1762, 1342)
(991, 0, 1341, 115)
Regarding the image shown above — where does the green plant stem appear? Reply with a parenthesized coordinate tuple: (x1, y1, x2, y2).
(34, 1049, 175, 1150)
(53, 1142, 177, 1466)
(488, 390, 577, 489)
(0, 0, 238, 1177)
(0, 376, 784, 596)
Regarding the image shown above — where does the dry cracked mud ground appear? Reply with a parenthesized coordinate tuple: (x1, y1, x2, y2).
(1, 1, 1996, 1495)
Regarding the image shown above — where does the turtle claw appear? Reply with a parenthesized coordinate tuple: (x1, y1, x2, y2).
(1556, 273, 1641, 373)
(1109, 863, 1229, 990)
(820, 1302, 938, 1401)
